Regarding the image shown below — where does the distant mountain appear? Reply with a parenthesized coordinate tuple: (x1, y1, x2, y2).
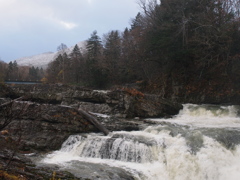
(16, 52, 56, 69)
(15, 41, 86, 69)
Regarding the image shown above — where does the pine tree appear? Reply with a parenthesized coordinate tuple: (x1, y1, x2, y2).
(69, 44, 85, 84)
(130, 12, 144, 31)
(103, 30, 121, 83)
(7, 61, 16, 80)
(29, 66, 39, 81)
(120, 28, 139, 83)
(70, 44, 82, 59)
(85, 31, 110, 87)
(86, 30, 102, 60)
(8, 61, 13, 72)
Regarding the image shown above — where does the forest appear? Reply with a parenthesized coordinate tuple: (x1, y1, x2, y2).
(0, 60, 44, 82)
(1, 0, 240, 98)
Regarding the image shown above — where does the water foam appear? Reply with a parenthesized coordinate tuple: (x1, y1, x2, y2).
(147, 104, 240, 128)
(40, 104, 240, 180)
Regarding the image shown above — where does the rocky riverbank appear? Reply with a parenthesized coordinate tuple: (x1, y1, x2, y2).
(6, 84, 182, 118)
(0, 83, 183, 179)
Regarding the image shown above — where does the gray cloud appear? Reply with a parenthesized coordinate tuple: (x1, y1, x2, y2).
(0, 0, 139, 61)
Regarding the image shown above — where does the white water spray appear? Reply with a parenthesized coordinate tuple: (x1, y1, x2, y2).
(41, 104, 240, 180)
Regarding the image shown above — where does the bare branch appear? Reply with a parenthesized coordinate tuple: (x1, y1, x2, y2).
(0, 96, 27, 131)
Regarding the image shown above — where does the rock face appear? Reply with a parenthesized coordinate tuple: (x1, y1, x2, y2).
(7, 84, 183, 118)
(1, 102, 97, 151)
(0, 133, 83, 180)
(0, 84, 183, 179)
(0, 84, 182, 151)
(126, 94, 183, 118)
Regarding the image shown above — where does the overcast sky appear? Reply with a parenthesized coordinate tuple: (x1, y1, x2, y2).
(0, 0, 140, 62)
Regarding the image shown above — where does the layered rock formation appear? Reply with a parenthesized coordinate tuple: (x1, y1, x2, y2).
(1, 84, 183, 150)
(0, 83, 182, 179)
(8, 84, 182, 118)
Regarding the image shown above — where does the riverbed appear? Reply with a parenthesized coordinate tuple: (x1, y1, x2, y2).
(38, 104, 240, 180)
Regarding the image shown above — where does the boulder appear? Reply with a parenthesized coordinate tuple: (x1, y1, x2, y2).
(126, 94, 183, 118)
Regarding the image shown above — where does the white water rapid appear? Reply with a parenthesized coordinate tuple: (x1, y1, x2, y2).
(40, 104, 240, 180)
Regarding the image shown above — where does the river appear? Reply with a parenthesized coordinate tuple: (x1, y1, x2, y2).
(39, 104, 240, 180)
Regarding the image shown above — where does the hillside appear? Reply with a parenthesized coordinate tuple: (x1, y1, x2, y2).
(15, 41, 86, 69)
(16, 52, 56, 69)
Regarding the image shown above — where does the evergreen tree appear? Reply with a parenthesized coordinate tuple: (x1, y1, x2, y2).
(85, 31, 109, 87)
(70, 44, 82, 59)
(8, 61, 13, 72)
(47, 54, 63, 83)
(130, 12, 144, 31)
(120, 28, 139, 83)
(103, 30, 121, 83)
(136, 0, 240, 94)
(0, 61, 7, 82)
(29, 66, 39, 81)
(13, 60, 18, 71)
(7, 61, 19, 80)
(61, 52, 69, 83)
(86, 30, 102, 60)
(69, 44, 85, 84)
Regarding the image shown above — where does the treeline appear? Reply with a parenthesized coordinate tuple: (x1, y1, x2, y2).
(46, 0, 240, 96)
(0, 0, 238, 102)
(0, 60, 44, 82)
(46, 30, 143, 88)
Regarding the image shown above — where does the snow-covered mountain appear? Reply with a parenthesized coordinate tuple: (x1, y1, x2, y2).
(15, 41, 86, 69)
(16, 52, 56, 69)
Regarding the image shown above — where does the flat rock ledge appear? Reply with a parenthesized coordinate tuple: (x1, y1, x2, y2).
(5, 84, 183, 118)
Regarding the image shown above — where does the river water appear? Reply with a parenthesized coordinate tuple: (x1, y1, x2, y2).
(40, 104, 240, 180)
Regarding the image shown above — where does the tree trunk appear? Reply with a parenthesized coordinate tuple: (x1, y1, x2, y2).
(77, 108, 109, 135)
(0, 96, 24, 108)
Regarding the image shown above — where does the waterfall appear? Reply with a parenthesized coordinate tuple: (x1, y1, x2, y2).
(40, 104, 240, 180)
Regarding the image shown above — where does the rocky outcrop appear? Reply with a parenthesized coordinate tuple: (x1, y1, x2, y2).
(0, 84, 183, 151)
(1, 100, 153, 153)
(7, 84, 183, 118)
(125, 94, 183, 118)
(1, 102, 97, 151)
(0, 84, 16, 98)
(0, 99, 144, 180)
(0, 84, 183, 179)
(0, 134, 82, 180)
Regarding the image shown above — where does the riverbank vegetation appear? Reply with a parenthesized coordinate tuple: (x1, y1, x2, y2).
(0, 60, 44, 83)
(46, 0, 240, 98)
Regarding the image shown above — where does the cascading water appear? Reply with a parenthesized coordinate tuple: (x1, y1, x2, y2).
(40, 104, 240, 180)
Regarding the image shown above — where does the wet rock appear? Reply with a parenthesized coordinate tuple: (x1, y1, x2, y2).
(5, 84, 183, 118)
(0, 84, 183, 151)
(0, 84, 17, 98)
(0, 135, 82, 180)
(125, 94, 183, 118)
(0, 84, 183, 179)
(1, 102, 98, 152)
(36, 161, 136, 180)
